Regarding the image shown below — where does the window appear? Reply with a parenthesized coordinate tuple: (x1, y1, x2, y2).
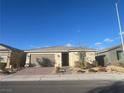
(117, 51, 123, 60)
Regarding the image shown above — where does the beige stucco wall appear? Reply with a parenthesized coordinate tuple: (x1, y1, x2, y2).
(69, 52, 80, 67)
(26, 51, 96, 67)
(0, 45, 26, 68)
(69, 51, 96, 67)
(0, 52, 11, 68)
(85, 52, 96, 64)
(0, 45, 11, 68)
(26, 53, 62, 67)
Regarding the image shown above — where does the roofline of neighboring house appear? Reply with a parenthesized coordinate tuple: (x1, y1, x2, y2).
(98, 44, 122, 54)
(0, 43, 24, 52)
(69, 48, 97, 52)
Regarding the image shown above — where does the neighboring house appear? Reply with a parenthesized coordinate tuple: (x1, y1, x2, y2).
(96, 45, 124, 66)
(0, 44, 26, 68)
(25, 46, 97, 67)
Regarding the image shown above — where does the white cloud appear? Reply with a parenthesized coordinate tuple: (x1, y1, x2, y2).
(94, 42, 105, 50)
(121, 32, 124, 35)
(118, 32, 124, 35)
(29, 44, 41, 48)
(95, 42, 102, 46)
(29, 45, 36, 48)
(104, 38, 113, 42)
(96, 46, 105, 50)
(65, 43, 73, 47)
(114, 36, 120, 40)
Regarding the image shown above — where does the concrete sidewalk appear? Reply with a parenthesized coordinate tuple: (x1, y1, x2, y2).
(1, 73, 124, 81)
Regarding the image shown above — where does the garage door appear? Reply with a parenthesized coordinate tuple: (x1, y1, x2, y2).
(30, 54, 55, 67)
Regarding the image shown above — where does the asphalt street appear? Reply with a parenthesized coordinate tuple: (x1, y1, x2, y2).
(0, 80, 124, 93)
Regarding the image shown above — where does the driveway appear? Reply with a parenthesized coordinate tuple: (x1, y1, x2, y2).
(0, 73, 7, 80)
(13, 67, 55, 75)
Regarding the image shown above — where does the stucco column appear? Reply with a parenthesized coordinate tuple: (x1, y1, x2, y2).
(25, 53, 31, 67)
(6, 56, 11, 68)
(55, 53, 62, 67)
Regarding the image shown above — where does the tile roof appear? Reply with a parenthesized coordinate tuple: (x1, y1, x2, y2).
(25, 46, 97, 53)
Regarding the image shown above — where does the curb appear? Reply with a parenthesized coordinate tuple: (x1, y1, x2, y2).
(1, 73, 124, 81)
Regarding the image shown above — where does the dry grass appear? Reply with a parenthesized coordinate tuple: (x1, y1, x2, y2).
(89, 67, 107, 72)
(107, 66, 124, 73)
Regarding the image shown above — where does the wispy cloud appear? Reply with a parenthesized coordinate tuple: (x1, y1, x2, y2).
(104, 38, 113, 42)
(121, 32, 124, 35)
(29, 45, 40, 48)
(119, 31, 124, 35)
(92, 32, 123, 49)
(95, 42, 102, 46)
(94, 42, 104, 50)
(65, 43, 73, 47)
(29, 45, 36, 48)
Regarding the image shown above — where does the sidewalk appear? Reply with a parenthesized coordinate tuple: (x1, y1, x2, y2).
(1, 73, 124, 81)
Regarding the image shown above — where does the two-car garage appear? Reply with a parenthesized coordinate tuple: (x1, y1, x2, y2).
(30, 54, 56, 67)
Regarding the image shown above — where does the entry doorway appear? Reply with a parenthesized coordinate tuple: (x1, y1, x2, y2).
(62, 52, 69, 66)
(95, 55, 105, 66)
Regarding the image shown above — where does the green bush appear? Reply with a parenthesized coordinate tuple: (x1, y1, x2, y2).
(0, 63, 6, 70)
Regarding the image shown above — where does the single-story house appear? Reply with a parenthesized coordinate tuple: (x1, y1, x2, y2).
(96, 45, 124, 66)
(0, 43, 26, 68)
(25, 46, 97, 67)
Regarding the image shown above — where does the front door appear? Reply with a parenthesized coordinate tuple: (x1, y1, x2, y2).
(62, 52, 69, 66)
(95, 55, 105, 66)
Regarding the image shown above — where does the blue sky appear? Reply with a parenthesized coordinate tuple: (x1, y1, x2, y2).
(0, 0, 124, 50)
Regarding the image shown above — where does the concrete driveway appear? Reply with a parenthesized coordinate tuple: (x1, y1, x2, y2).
(0, 73, 7, 80)
(13, 67, 55, 75)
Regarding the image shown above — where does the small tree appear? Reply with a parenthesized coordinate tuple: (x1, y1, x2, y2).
(77, 51, 86, 68)
(0, 57, 3, 62)
(10, 52, 26, 69)
(0, 57, 6, 70)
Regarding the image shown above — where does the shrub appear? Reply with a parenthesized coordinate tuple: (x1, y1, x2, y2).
(88, 68, 97, 72)
(74, 61, 81, 68)
(85, 62, 94, 69)
(74, 61, 95, 69)
(0, 63, 6, 70)
(74, 61, 85, 68)
(55, 66, 61, 73)
(29, 63, 36, 67)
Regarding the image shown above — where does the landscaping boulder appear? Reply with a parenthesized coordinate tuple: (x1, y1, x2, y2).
(88, 68, 97, 72)
(98, 67, 107, 72)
